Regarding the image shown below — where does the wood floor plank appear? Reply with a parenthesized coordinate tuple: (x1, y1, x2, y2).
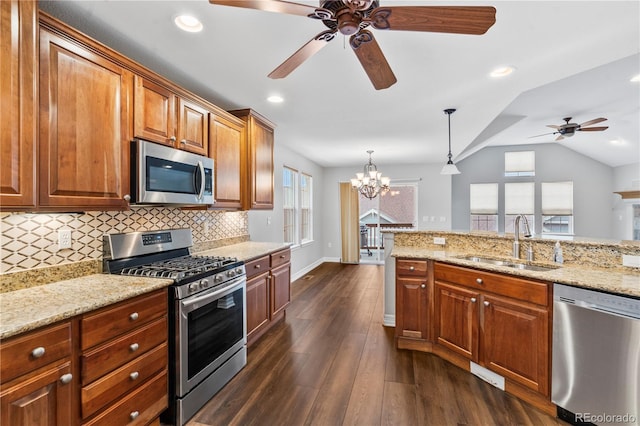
(381, 381, 418, 426)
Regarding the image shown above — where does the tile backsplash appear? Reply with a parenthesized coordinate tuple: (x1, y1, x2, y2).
(1, 208, 248, 274)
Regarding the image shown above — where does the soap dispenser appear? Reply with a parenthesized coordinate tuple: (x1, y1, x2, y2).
(553, 241, 564, 264)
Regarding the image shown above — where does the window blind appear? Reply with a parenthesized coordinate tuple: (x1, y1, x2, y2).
(505, 151, 535, 174)
(470, 183, 499, 214)
(542, 181, 573, 215)
(505, 182, 534, 215)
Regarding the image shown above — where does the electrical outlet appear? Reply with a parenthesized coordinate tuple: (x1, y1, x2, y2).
(434, 237, 446, 245)
(58, 230, 72, 250)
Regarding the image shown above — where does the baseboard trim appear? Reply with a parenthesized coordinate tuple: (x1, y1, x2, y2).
(383, 314, 395, 327)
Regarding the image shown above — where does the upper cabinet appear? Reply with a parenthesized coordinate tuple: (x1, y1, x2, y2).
(134, 75, 208, 156)
(231, 109, 275, 210)
(209, 112, 245, 209)
(38, 21, 133, 210)
(0, 0, 37, 210)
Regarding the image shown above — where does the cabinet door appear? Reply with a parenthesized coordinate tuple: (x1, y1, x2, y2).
(481, 294, 549, 396)
(39, 29, 132, 209)
(396, 278, 428, 340)
(133, 75, 176, 147)
(177, 98, 208, 156)
(0, 361, 73, 426)
(434, 282, 479, 362)
(246, 272, 269, 342)
(210, 114, 243, 208)
(0, 0, 37, 209)
(249, 117, 274, 209)
(270, 262, 291, 317)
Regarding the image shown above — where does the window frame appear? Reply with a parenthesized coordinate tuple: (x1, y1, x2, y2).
(283, 166, 313, 247)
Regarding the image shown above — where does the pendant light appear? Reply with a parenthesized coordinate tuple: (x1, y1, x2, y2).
(441, 108, 461, 175)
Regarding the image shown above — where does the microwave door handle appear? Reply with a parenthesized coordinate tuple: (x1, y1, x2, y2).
(196, 160, 205, 200)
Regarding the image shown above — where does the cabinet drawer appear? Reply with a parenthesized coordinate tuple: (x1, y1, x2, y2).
(246, 256, 270, 279)
(397, 259, 428, 278)
(82, 369, 167, 426)
(82, 316, 167, 385)
(81, 343, 167, 419)
(81, 289, 167, 350)
(0, 321, 72, 384)
(270, 249, 291, 268)
(434, 263, 549, 306)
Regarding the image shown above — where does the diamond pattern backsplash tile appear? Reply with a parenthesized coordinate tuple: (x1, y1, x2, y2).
(0, 208, 249, 274)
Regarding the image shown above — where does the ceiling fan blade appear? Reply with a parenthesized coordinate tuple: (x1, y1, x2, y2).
(578, 126, 609, 132)
(555, 135, 565, 141)
(367, 6, 496, 35)
(579, 117, 607, 127)
(209, 0, 318, 17)
(350, 30, 397, 90)
(268, 30, 337, 79)
(546, 124, 561, 129)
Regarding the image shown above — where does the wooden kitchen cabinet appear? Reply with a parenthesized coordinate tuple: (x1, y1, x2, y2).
(79, 289, 168, 423)
(230, 109, 275, 210)
(209, 112, 245, 209)
(134, 75, 209, 156)
(0, 0, 37, 210)
(0, 321, 74, 426)
(244, 248, 291, 347)
(433, 263, 551, 397)
(38, 22, 133, 210)
(395, 259, 432, 345)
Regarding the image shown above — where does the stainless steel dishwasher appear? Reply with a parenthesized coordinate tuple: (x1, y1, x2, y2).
(552, 283, 640, 425)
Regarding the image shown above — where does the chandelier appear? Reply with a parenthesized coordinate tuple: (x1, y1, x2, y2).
(351, 150, 390, 199)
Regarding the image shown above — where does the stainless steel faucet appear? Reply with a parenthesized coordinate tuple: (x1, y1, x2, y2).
(513, 214, 532, 259)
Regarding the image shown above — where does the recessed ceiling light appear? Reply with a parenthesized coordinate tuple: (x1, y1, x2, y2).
(609, 139, 625, 145)
(267, 95, 284, 103)
(631, 74, 640, 82)
(490, 66, 516, 78)
(174, 15, 203, 33)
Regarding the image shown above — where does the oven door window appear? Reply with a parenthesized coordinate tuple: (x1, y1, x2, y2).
(187, 286, 244, 380)
(146, 156, 197, 194)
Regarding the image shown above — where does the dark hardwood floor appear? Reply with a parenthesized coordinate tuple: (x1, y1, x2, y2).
(188, 262, 564, 426)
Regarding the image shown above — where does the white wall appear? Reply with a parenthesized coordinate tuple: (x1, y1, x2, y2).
(612, 163, 640, 240)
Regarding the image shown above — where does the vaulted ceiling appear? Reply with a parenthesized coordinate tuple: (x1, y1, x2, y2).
(39, 1, 640, 168)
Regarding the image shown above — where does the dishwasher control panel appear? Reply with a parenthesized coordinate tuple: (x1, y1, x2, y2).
(554, 283, 640, 318)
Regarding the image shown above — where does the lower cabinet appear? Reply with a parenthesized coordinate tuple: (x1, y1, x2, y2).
(245, 248, 291, 347)
(395, 259, 431, 344)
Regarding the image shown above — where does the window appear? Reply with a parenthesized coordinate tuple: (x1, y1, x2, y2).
(283, 167, 313, 246)
(505, 151, 535, 177)
(469, 183, 498, 232)
(542, 181, 574, 235)
(504, 182, 534, 233)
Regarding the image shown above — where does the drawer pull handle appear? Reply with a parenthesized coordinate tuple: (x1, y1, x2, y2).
(59, 373, 73, 384)
(470, 297, 477, 303)
(484, 301, 490, 307)
(476, 278, 483, 284)
(130, 371, 139, 381)
(129, 312, 139, 321)
(421, 284, 426, 289)
(31, 347, 46, 358)
(130, 411, 139, 420)
(129, 343, 139, 352)
(409, 266, 415, 271)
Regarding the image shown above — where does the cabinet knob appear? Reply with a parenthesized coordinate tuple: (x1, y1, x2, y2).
(31, 346, 46, 358)
(180, 139, 187, 144)
(421, 284, 426, 289)
(129, 343, 139, 352)
(280, 255, 286, 258)
(170, 136, 177, 142)
(409, 266, 415, 271)
(483, 301, 490, 307)
(130, 411, 140, 420)
(470, 297, 477, 303)
(255, 264, 261, 269)
(129, 312, 139, 321)
(129, 371, 139, 381)
(59, 373, 73, 384)
(123, 194, 131, 202)
(476, 278, 483, 284)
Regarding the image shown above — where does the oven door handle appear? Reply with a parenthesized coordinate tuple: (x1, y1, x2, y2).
(180, 277, 245, 313)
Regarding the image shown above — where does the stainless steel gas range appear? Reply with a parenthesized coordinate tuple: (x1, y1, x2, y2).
(103, 228, 247, 426)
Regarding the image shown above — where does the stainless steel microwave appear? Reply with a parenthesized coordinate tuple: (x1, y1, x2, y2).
(131, 139, 214, 205)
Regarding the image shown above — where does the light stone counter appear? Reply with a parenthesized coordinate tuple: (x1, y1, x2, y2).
(0, 275, 172, 340)
(392, 246, 640, 298)
(195, 241, 291, 261)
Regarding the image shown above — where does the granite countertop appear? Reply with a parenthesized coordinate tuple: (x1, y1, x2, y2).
(392, 246, 640, 298)
(0, 275, 173, 340)
(0, 241, 290, 340)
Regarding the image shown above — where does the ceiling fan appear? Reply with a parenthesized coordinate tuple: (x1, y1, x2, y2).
(531, 117, 609, 141)
(209, 0, 496, 90)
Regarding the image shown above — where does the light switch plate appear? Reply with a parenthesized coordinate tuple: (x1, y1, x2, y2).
(622, 255, 640, 268)
(433, 237, 446, 245)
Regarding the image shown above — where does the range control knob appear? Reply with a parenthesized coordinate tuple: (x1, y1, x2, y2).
(227, 270, 236, 278)
(199, 279, 210, 289)
(188, 283, 199, 292)
(235, 268, 244, 275)
(215, 275, 224, 283)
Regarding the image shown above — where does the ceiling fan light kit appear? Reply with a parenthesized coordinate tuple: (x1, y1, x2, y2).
(210, 0, 496, 90)
(441, 108, 461, 175)
(351, 150, 390, 199)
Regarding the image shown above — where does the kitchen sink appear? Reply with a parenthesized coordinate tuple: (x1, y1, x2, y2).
(456, 256, 560, 272)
